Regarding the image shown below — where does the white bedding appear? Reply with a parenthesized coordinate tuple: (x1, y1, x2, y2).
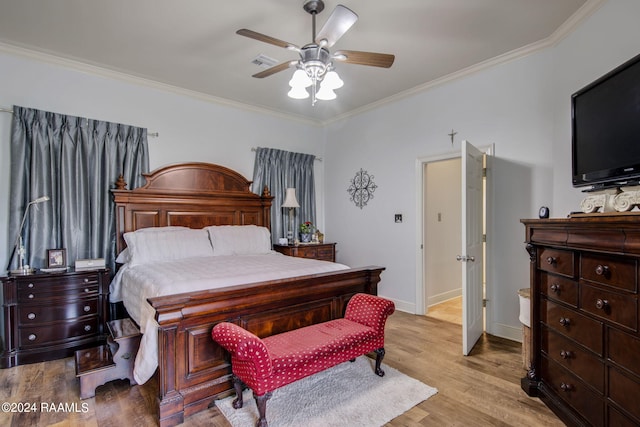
(110, 252, 349, 384)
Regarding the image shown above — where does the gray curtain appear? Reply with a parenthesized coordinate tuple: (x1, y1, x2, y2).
(7, 105, 149, 273)
(252, 147, 316, 243)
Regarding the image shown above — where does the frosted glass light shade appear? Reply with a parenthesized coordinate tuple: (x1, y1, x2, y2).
(282, 188, 300, 208)
(289, 69, 312, 88)
(322, 71, 343, 89)
(287, 86, 310, 99)
(316, 85, 337, 100)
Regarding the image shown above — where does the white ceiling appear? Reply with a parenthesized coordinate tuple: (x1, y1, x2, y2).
(0, 0, 598, 124)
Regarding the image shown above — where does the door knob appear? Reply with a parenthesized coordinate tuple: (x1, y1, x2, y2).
(456, 255, 475, 262)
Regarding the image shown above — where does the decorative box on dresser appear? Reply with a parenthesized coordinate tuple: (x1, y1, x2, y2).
(273, 242, 336, 262)
(521, 217, 640, 426)
(0, 268, 110, 368)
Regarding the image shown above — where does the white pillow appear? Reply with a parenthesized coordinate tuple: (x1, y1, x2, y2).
(123, 227, 214, 266)
(206, 225, 272, 256)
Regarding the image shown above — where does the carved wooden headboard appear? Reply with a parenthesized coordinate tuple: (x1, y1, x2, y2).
(112, 162, 273, 253)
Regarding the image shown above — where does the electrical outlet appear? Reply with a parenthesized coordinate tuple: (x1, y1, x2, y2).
(394, 214, 403, 223)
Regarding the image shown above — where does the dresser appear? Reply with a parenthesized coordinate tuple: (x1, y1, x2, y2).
(521, 217, 640, 426)
(0, 268, 110, 368)
(273, 242, 336, 262)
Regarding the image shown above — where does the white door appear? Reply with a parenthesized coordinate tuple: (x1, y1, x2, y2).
(460, 140, 484, 355)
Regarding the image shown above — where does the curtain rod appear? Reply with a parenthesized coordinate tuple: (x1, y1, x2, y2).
(251, 147, 322, 161)
(1, 106, 158, 137)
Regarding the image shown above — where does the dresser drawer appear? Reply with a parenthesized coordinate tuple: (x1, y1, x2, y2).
(541, 325, 604, 392)
(19, 316, 100, 348)
(609, 366, 640, 421)
(18, 284, 99, 302)
(540, 272, 578, 307)
(608, 406, 639, 427)
(18, 298, 98, 323)
(541, 298, 603, 355)
(538, 248, 574, 277)
(608, 327, 640, 377)
(581, 253, 637, 292)
(540, 356, 604, 426)
(580, 283, 638, 331)
(315, 247, 335, 261)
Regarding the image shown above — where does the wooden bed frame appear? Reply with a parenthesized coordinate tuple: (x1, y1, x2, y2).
(111, 162, 385, 427)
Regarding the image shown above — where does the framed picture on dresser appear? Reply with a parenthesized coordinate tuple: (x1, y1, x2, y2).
(47, 248, 66, 268)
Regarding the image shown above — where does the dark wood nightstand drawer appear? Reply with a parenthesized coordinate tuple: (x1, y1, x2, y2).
(273, 243, 336, 262)
(581, 253, 637, 292)
(580, 283, 638, 331)
(540, 272, 578, 307)
(538, 248, 575, 277)
(18, 298, 98, 323)
(541, 356, 604, 426)
(19, 316, 100, 348)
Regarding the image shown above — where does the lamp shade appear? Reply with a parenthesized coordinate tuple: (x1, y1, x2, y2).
(282, 188, 300, 208)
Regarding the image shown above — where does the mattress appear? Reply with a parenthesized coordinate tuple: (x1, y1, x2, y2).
(110, 252, 349, 384)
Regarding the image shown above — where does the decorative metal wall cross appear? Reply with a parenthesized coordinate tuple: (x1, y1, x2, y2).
(347, 168, 377, 209)
(448, 129, 457, 145)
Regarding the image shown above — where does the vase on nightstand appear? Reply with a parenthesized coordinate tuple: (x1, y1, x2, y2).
(299, 233, 312, 243)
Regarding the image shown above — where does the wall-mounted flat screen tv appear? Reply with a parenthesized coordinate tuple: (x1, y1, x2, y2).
(572, 52, 640, 189)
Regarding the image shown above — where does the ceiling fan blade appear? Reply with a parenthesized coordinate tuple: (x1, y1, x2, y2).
(315, 5, 358, 48)
(252, 61, 297, 78)
(237, 29, 299, 51)
(333, 50, 395, 68)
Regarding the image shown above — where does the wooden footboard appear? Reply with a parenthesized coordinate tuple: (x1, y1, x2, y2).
(148, 266, 384, 427)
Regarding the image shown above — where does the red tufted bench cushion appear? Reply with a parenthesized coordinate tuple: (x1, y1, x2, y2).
(212, 293, 395, 427)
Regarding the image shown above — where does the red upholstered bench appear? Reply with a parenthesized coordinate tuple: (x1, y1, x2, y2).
(211, 293, 395, 427)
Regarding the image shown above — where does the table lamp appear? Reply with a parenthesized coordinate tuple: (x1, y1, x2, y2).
(8, 195, 50, 275)
(281, 188, 299, 244)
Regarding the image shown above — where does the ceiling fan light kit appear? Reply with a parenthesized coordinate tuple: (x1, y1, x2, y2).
(237, 0, 394, 106)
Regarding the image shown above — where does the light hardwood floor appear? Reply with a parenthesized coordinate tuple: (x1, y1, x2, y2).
(0, 308, 562, 427)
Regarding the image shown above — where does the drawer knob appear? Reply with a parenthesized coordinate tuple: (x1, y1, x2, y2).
(560, 382, 573, 392)
(550, 284, 560, 293)
(595, 264, 609, 276)
(595, 299, 609, 310)
(560, 350, 573, 359)
(546, 256, 556, 265)
(84, 305, 91, 312)
(28, 294, 34, 299)
(559, 317, 571, 327)
(84, 288, 90, 293)
(28, 283, 34, 288)
(27, 313, 36, 320)
(83, 278, 90, 283)
(28, 334, 36, 341)
(84, 325, 92, 332)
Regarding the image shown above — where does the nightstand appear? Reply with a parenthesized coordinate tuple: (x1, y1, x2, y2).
(273, 242, 336, 262)
(0, 268, 110, 368)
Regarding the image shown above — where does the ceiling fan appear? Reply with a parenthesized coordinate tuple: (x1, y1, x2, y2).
(237, 0, 395, 105)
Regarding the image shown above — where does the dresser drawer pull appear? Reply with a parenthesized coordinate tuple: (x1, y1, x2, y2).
(84, 305, 91, 312)
(550, 284, 560, 293)
(28, 293, 34, 299)
(28, 334, 36, 341)
(84, 325, 92, 332)
(560, 382, 573, 392)
(27, 313, 36, 320)
(595, 264, 609, 276)
(560, 350, 573, 359)
(546, 256, 556, 265)
(559, 317, 571, 327)
(84, 288, 90, 293)
(595, 298, 609, 310)
(83, 278, 90, 283)
(28, 283, 34, 288)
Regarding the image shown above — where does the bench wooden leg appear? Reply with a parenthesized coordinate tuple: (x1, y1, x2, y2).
(374, 347, 386, 377)
(253, 391, 272, 427)
(232, 374, 245, 409)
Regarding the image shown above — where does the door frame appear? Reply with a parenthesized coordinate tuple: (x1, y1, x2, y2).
(414, 145, 494, 327)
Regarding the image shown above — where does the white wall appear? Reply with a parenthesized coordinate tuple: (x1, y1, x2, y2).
(0, 52, 324, 270)
(325, 0, 640, 340)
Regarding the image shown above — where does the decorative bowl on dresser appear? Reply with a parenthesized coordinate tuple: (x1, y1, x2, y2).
(273, 242, 336, 262)
(0, 268, 110, 368)
(521, 216, 640, 426)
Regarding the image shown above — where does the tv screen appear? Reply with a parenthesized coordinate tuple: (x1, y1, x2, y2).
(571, 52, 640, 189)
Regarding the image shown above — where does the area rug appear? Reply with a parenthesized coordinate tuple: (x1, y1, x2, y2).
(215, 356, 438, 427)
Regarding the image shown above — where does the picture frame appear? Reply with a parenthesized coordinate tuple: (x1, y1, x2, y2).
(47, 248, 67, 268)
